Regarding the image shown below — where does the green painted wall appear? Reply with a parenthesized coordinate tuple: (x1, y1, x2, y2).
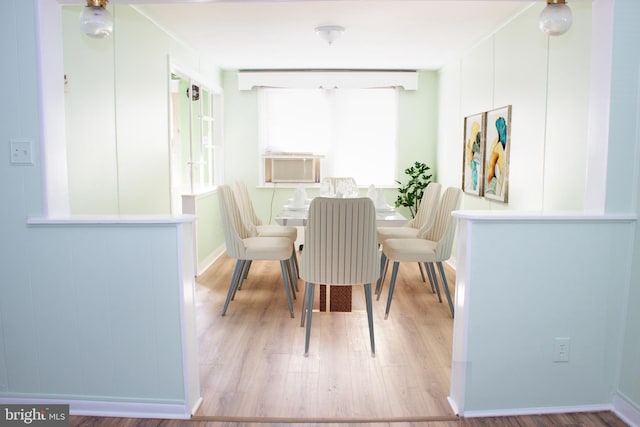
(195, 192, 224, 268)
(397, 71, 439, 182)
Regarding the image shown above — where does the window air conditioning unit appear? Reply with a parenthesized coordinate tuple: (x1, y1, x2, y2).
(264, 154, 321, 183)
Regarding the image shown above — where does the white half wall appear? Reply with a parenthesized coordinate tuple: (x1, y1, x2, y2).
(451, 213, 635, 415)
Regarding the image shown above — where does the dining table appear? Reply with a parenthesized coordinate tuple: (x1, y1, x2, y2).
(274, 202, 408, 227)
(274, 196, 408, 313)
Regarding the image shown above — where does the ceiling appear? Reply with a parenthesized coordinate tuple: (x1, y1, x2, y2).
(132, 1, 534, 71)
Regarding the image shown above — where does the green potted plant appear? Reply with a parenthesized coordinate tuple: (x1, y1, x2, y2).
(394, 161, 433, 218)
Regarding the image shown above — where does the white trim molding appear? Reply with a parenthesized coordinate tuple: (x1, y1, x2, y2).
(197, 246, 225, 277)
(238, 70, 418, 90)
(0, 397, 193, 419)
(459, 403, 612, 419)
(613, 394, 640, 427)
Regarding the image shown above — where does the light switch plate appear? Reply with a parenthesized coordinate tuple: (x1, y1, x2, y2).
(10, 139, 34, 165)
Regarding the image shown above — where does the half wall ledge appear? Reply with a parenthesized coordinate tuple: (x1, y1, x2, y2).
(452, 210, 636, 222)
(27, 215, 196, 226)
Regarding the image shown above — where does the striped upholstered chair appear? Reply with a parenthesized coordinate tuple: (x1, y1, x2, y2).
(299, 197, 379, 356)
(232, 180, 299, 285)
(375, 182, 442, 298)
(232, 180, 298, 242)
(379, 186, 462, 318)
(217, 185, 296, 317)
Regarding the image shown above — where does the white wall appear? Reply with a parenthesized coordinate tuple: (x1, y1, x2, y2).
(438, 3, 592, 213)
(62, 5, 222, 215)
(63, 7, 118, 213)
(62, 4, 226, 277)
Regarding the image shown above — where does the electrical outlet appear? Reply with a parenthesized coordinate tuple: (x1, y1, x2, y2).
(10, 139, 34, 165)
(553, 337, 571, 362)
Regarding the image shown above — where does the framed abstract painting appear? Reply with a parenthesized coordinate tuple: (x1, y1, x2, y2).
(462, 112, 485, 196)
(483, 105, 512, 203)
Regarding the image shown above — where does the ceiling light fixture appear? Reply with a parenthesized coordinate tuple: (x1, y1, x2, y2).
(315, 25, 345, 45)
(80, 0, 114, 39)
(539, 0, 573, 36)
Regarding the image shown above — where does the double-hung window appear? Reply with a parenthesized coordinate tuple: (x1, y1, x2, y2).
(259, 87, 398, 186)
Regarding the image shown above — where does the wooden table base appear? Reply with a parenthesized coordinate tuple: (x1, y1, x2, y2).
(319, 285, 352, 312)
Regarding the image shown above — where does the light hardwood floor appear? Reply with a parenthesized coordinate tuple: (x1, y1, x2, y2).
(194, 253, 457, 421)
(70, 253, 629, 426)
(71, 410, 629, 426)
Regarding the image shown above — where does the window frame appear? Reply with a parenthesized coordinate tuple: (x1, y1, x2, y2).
(257, 87, 399, 188)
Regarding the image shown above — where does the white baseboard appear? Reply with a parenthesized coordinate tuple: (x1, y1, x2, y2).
(458, 397, 639, 426)
(3, 394, 636, 423)
(445, 257, 457, 270)
(447, 396, 460, 415)
(190, 396, 203, 417)
(613, 394, 640, 427)
(0, 396, 191, 419)
(197, 246, 225, 277)
(459, 403, 612, 419)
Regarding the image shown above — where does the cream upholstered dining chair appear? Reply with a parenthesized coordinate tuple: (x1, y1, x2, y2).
(232, 180, 299, 285)
(379, 186, 462, 318)
(217, 185, 296, 317)
(299, 197, 379, 356)
(375, 182, 442, 298)
(233, 181, 297, 242)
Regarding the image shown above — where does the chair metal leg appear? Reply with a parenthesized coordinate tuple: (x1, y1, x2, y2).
(280, 260, 295, 318)
(291, 244, 300, 281)
(288, 252, 299, 293)
(304, 283, 315, 356)
(379, 258, 390, 300)
(436, 262, 455, 318)
(285, 256, 297, 300)
(238, 260, 252, 290)
(376, 252, 386, 295)
(232, 261, 250, 300)
(376, 253, 389, 300)
(424, 261, 436, 293)
(364, 283, 375, 356)
(222, 259, 244, 316)
(427, 262, 443, 302)
(300, 281, 309, 327)
(418, 262, 426, 282)
(384, 261, 400, 319)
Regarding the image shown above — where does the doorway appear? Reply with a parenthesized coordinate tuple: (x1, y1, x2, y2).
(168, 66, 223, 215)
